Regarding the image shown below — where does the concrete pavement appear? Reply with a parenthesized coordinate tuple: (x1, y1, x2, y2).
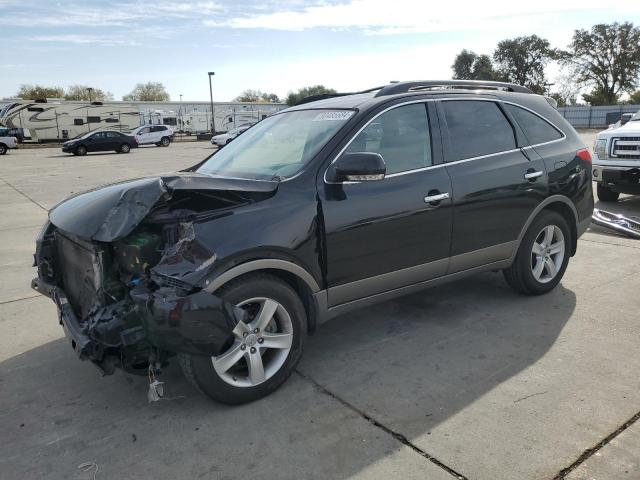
(1, 139, 638, 479)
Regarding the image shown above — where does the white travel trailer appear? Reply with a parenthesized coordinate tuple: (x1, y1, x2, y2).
(140, 110, 178, 130)
(0, 101, 140, 142)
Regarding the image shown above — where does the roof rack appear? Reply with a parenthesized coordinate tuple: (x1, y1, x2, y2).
(374, 80, 532, 97)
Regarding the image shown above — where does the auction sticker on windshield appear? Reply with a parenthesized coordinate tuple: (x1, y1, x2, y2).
(313, 111, 354, 121)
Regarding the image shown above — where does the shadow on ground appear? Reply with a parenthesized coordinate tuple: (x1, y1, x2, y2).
(0, 271, 575, 479)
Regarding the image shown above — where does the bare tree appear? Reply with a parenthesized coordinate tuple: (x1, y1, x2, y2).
(16, 84, 64, 100)
(123, 82, 170, 101)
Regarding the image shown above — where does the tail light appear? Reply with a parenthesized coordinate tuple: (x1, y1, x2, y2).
(576, 148, 591, 164)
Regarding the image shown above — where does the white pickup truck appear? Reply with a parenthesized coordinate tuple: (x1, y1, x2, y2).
(592, 111, 640, 201)
(0, 127, 18, 155)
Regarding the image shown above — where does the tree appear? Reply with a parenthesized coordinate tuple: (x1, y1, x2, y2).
(551, 73, 583, 106)
(629, 90, 640, 104)
(285, 85, 337, 106)
(234, 89, 281, 103)
(64, 85, 114, 102)
(452, 50, 499, 80)
(16, 84, 64, 100)
(582, 87, 620, 106)
(560, 22, 640, 105)
(493, 35, 556, 93)
(123, 82, 170, 101)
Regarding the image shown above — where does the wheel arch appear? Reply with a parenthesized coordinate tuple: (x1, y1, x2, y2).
(203, 259, 323, 334)
(514, 195, 579, 259)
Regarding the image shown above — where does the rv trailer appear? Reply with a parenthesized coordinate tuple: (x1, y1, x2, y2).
(0, 101, 140, 142)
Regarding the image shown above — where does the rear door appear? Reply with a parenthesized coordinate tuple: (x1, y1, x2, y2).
(437, 98, 548, 271)
(319, 102, 453, 306)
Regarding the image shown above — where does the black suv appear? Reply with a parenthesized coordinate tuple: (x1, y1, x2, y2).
(32, 81, 593, 404)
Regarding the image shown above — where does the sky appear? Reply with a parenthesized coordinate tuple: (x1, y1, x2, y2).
(0, 0, 638, 102)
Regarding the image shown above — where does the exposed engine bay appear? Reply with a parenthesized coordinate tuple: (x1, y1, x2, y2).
(31, 173, 278, 375)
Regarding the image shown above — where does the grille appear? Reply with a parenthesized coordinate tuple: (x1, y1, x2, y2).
(611, 137, 640, 159)
(55, 232, 103, 320)
(153, 272, 192, 290)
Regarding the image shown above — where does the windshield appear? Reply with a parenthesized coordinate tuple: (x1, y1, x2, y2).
(197, 109, 354, 180)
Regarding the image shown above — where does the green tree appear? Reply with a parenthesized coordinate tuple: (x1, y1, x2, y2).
(582, 87, 620, 106)
(234, 89, 281, 103)
(493, 35, 556, 93)
(16, 84, 64, 100)
(64, 85, 114, 102)
(123, 82, 170, 101)
(629, 90, 640, 104)
(452, 50, 499, 80)
(560, 22, 640, 105)
(285, 85, 337, 106)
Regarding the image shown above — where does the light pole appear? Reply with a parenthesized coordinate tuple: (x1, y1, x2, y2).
(208, 71, 215, 133)
(179, 94, 183, 133)
(86, 87, 94, 103)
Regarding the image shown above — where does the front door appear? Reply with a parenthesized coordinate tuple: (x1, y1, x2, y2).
(437, 99, 548, 271)
(319, 102, 453, 307)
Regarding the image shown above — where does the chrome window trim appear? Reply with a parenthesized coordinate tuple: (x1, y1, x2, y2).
(322, 96, 568, 185)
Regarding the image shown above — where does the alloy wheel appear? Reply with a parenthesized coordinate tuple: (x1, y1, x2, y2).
(531, 225, 565, 284)
(212, 297, 293, 387)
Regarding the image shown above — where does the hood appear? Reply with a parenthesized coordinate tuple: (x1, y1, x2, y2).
(48, 172, 279, 242)
(600, 121, 640, 137)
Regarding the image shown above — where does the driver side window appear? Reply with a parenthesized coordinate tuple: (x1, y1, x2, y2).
(345, 104, 432, 175)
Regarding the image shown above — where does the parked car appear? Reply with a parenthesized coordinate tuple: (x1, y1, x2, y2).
(593, 110, 640, 201)
(210, 124, 252, 147)
(607, 112, 634, 129)
(32, 80, 593, 405)
(132, 125, 174, 147)
(62, 130, 138, 155)
(0, 128, 18, 154)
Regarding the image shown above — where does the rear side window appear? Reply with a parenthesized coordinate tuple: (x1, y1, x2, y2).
(87, 116, 100, 123)
(504, 104, 563, 145)
(345, 103, 432, 175)
(441, 100, 516, 161)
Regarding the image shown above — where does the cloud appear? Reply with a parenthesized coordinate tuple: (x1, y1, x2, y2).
(31, 35, 138, 46)
(209, 0, 637, 34)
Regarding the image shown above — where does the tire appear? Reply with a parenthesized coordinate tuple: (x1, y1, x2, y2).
(0, 144, 7, 155)
(75, 145, 87, 156)
(503, 210, 571, 295)
(160, 136, 170, 147)
(179, 273, 306, 404)
(120, 143, 131, 153)
(225, 139, 232, 146)
(597, 184, 620, 202)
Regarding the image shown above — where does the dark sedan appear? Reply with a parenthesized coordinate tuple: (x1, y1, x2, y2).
(62, 130, 138, 156)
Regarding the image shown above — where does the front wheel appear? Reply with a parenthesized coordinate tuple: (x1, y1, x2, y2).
(160, 136, 170, 147)
(0, 144, 7, 155)
(120, 143, 131, 153)
(179, 273, 306, 404)
(75, 145, 87, 156)
(503, 211, 570, 295)
(597, 184, 620, 202)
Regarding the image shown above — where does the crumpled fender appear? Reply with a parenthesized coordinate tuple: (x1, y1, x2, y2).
(130, 286, 247, 357)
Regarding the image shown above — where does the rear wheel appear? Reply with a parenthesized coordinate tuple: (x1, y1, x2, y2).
(0, 144, 7, 155)
(503, 210, 570, 295)
(120, 143, 131, 153)
(75, 145, 87, 156)
(179, 273, 306, 404)
(160, 136, 170, 147)
(597, 184, 620, 202)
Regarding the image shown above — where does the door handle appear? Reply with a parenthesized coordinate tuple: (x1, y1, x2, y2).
(424, 192, 449, 204)
(524, 170, 543, 180)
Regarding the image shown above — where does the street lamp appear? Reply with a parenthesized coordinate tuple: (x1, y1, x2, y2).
(208, 71, 215, 134)
(86, 87, 94, 103)
(179, 94, 183, 134)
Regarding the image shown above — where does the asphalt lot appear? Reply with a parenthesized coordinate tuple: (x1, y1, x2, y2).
(1, 136, 639, 480)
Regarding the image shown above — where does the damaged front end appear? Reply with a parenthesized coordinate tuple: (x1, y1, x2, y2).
(32, 174, 275, 375)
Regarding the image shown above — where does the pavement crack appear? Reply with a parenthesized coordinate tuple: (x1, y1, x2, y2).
(552, 409, 640, 479)
(295, 370, 470, 480)
(513, 391, 547, 404)
(0, 175, 48, 211)
(0, 295, 40, 306)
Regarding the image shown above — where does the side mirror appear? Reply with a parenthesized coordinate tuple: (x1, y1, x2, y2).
(328, 152, 386, 182)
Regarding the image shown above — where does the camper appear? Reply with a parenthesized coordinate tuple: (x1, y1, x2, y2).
(0, 100, 140, 142)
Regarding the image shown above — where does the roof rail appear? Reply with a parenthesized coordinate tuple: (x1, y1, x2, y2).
(295, 86, 386, 106)
(374, 80, 532, 97)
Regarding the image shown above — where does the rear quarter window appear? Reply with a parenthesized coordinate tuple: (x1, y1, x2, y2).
(504, 104, 563, 145)
(441, 100, 516, 161)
